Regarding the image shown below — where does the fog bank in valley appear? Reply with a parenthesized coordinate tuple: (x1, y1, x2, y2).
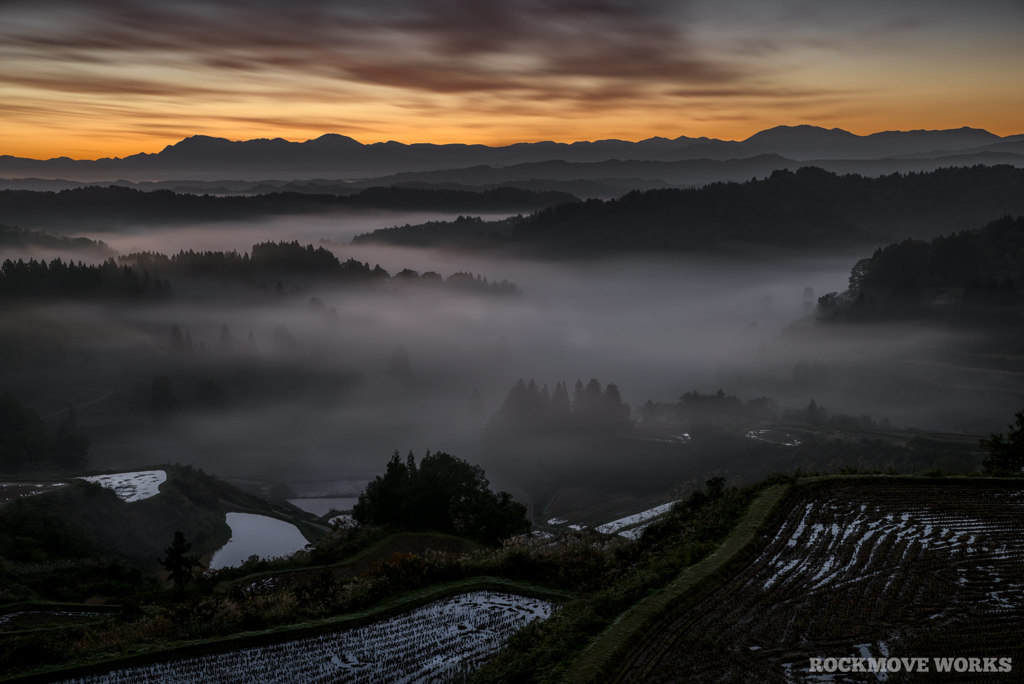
(3, 214, 1019, 493)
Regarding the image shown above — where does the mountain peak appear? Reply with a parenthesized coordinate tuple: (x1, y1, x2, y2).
(744, 125, 857, 143)
(307, 133, 363, 147)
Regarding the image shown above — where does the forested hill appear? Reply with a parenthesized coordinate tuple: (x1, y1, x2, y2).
(817, 215, 1024, 325)
(0, 185, 577, 233)
(354, 165, 1024, 253)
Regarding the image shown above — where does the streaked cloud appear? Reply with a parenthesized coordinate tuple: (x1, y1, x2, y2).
(1, 0, 1021, 158)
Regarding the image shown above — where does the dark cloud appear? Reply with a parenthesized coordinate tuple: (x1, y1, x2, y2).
(0, 0, 747, 101)
(0, 72, 230, 98)
(666, 86, 851, 100)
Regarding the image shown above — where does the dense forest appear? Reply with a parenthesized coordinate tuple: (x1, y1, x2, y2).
(0, 240, 520, 300)
(118, 241, 520, 296)
(355, 165, 1024, 253)
(816, 215, 1024, 324)
(0, 257, 171, 300)
(0, 185, 577, 232)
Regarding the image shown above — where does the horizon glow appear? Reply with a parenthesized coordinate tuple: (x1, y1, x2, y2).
(2, 0, 1022, 160)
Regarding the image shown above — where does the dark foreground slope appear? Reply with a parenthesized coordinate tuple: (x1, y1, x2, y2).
(472, 477, 1024, 683)
(602, 478, 1024, 683)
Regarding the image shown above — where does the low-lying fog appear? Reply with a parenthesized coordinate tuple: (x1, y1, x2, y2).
(87, 211, 514, 255)
(4, 212, 1020, 487)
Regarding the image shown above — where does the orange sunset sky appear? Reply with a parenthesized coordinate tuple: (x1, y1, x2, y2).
(2, 0, 1022, 160)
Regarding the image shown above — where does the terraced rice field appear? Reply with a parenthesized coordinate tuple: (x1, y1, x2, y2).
(0, 481, 67, 504)
(0, 470, 166, 506)
(59, 591, 553, 683)
(79, 470, 166, 502)
(614, 480, 1024, 682)
(209, 512, 309, 570)
(594, 501, 679, 540)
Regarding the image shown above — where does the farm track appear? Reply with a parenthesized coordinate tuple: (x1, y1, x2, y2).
(613, 479, 1024, 683)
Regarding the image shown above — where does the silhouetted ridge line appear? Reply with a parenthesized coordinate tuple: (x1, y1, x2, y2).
(2, 125, 1022, 181)
(354, 165, 1024, 253)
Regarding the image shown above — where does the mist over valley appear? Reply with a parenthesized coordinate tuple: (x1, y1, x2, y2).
(3, 134, 1023, 683)
(3, 177, 1020, 498)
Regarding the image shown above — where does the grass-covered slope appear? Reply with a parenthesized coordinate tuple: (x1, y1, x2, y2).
(597, 477, 1024, 682)
(0, 465, 323, 603)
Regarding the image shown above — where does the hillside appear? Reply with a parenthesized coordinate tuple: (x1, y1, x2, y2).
(3, 474, 1022, 682)
(0, 185, 576, 233)
(477, 476, 1024, 682)
(602, 478, 1024, 682)
(0, 465, 320, 603)
(817, 215, 1024, 326)
(354, 165, 1024, 253)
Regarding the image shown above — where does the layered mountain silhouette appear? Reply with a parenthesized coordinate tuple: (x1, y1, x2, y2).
(353, 165, 1024, 253)
(2, 126, 1022, 187)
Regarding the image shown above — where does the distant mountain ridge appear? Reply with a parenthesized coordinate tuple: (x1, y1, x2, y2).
(1, 126, 1021, 183)
(353, 165, 1024, 254)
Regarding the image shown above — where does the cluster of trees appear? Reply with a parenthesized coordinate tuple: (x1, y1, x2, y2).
(638, 390, 892, 434)
(778, 399, 888, 430)
(118, 241, 520, 296)
(981, 410, 1024, 475)
(486, 377, 631, 437)
(392, 267, 520, 296)
(121, 242, 388, 284)
(817, 215, 1023, 323)
(357, 166, 1024, 253)
(0, 242, 518, 304)
(639, 389, 777, 428)
(352, 451, 530, 544)
(0, 258, 171, 300)
(0, 396, 88, 472)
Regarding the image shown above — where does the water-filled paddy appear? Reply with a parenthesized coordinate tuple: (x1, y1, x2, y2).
(209, 512, 309, 569)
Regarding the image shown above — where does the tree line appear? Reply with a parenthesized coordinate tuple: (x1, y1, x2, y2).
(355, 165, 1024, 253)
(0, 257, 170, 300)
(817, 215, 1023, 324)
(486, 377, 631, 438)
(0, 241, 520, 300)
(0, 184, 575, 231)
(120, 241, 519, 295)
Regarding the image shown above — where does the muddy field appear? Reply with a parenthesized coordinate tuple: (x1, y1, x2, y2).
(614, 479, 1024, 682)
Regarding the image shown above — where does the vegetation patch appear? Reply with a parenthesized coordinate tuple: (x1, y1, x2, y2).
(471, 476, 773, 683)
(566, 483, 789, 683)
(606, 477, 1024, 682)
(5, 578, 567, 683)
(47, 591, 553, 684)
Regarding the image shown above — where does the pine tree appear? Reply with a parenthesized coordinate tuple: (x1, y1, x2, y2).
(159, 531, 201, 587)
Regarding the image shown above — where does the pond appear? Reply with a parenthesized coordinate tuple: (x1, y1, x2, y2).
(209, 513, 309, 570)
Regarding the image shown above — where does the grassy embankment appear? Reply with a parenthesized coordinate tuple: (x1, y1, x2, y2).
(565, 482, 789, 683)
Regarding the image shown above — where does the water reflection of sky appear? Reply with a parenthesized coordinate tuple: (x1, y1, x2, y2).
(210, 512, 309, 569)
